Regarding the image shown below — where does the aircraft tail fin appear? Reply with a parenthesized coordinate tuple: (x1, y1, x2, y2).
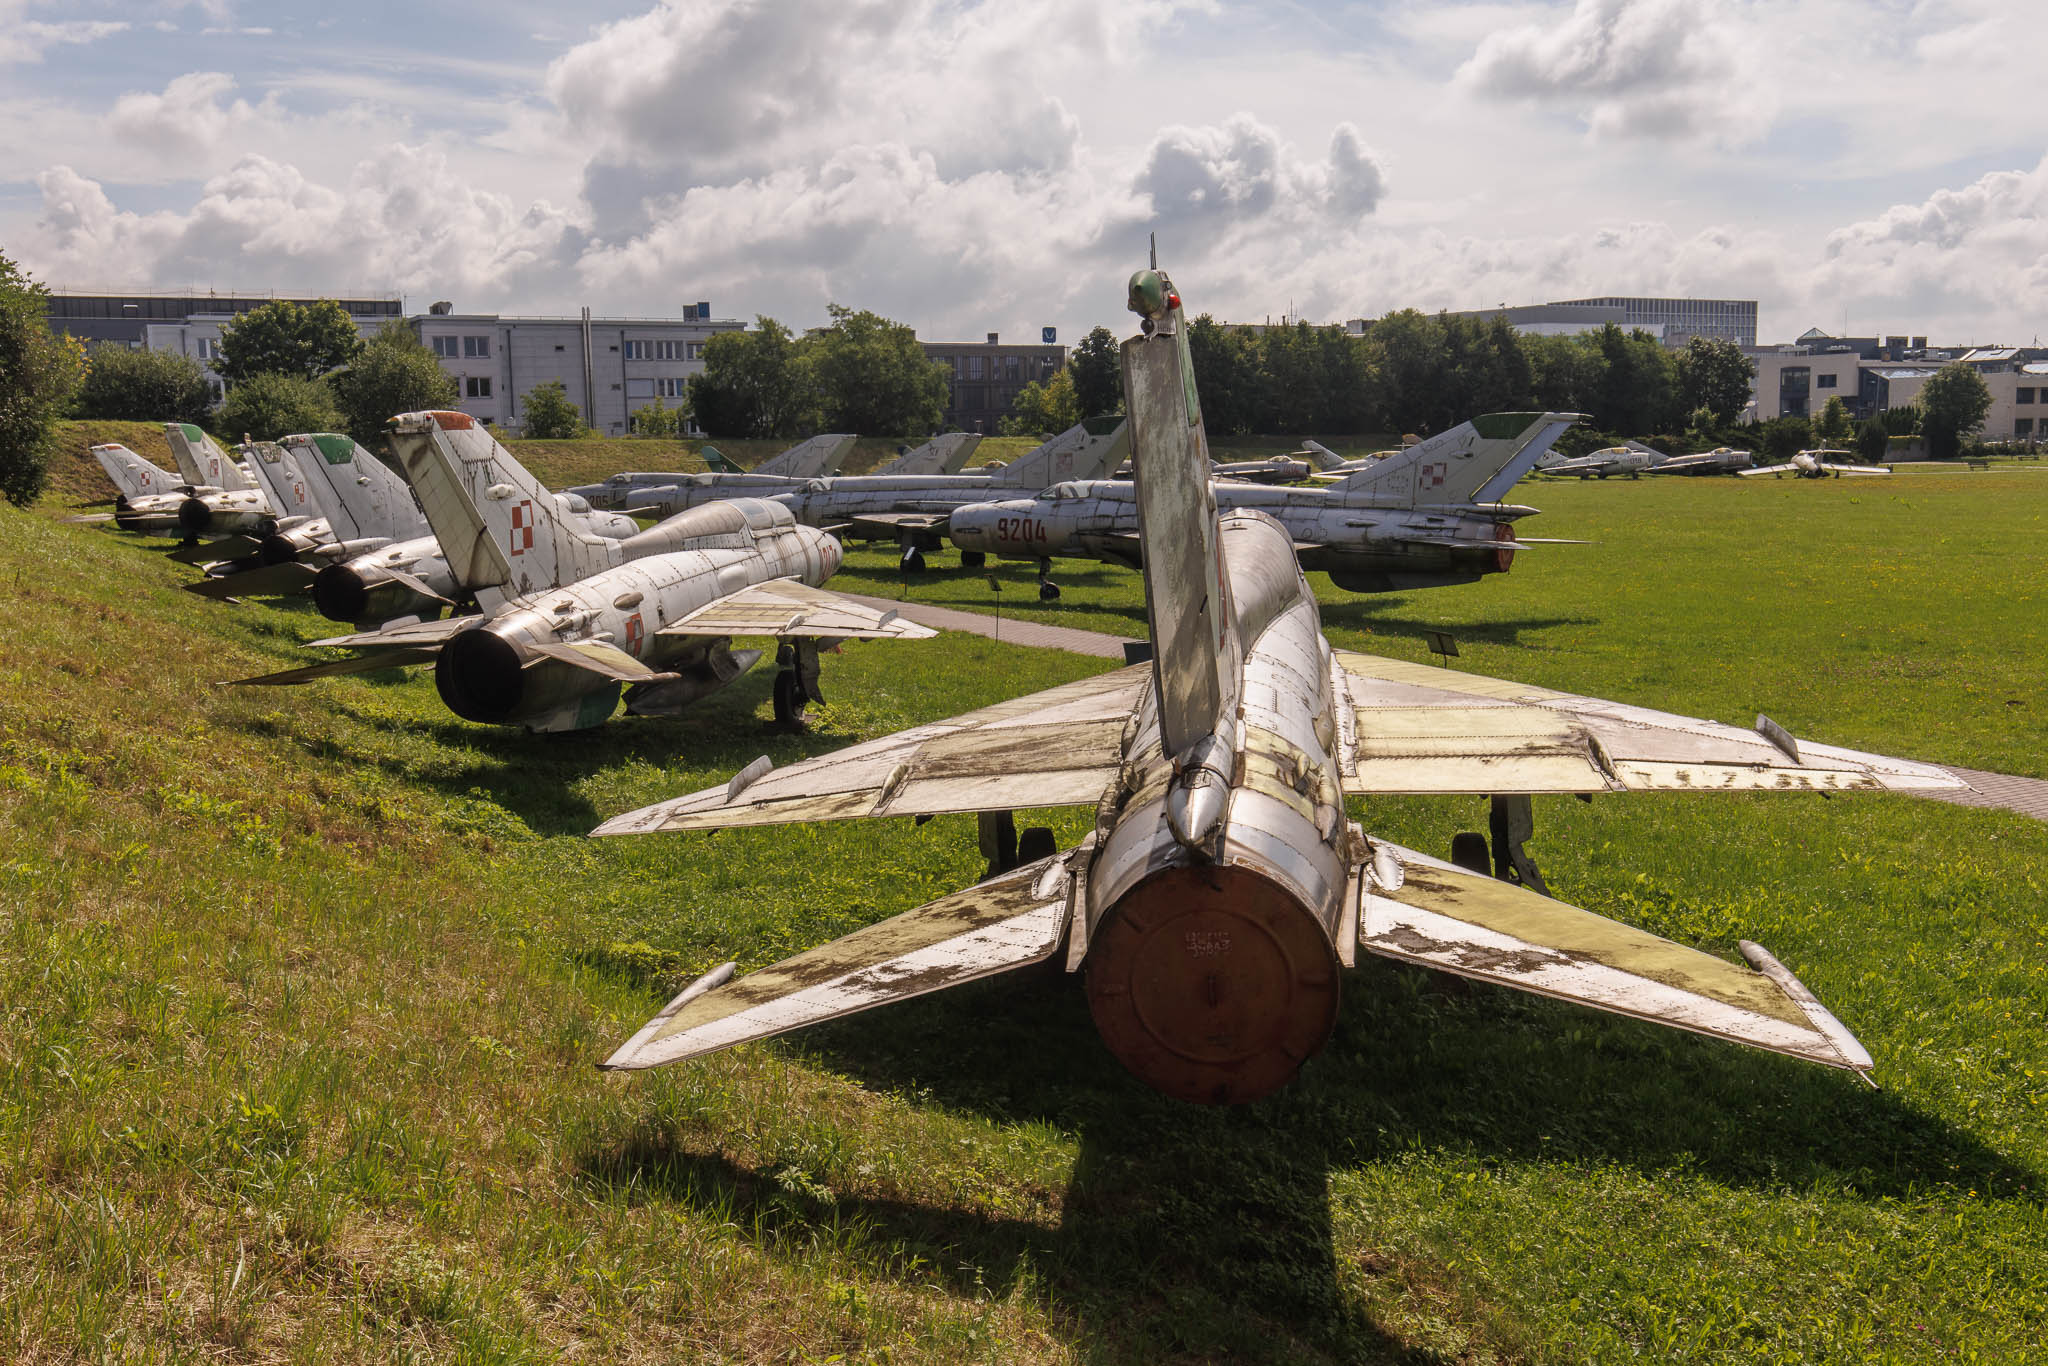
(989, 417, 1131, 488)
(1121, 265, 1233, 758)
(89, 443, 178, 499)
(1301, 439, 1347, 471)
(875, 431, 981, 476)
(242, 441, 323, 523)
(755, 433, 856, 478)
(281, 434, 429, 544)
(386, 411, 613, 609)
(1328, 412, 1581, 506)
(165, 423, 258, 491)
(699, 444, 741, 473)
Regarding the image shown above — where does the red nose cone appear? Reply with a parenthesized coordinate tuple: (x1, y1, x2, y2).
(1086, 864, 1339, 1105)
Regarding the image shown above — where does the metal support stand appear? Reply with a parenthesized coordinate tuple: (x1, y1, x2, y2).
(978, 810, 1018, 880)
(1489, 794, 1547, 895)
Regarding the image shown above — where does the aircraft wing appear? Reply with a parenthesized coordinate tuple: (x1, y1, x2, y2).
(601, 849, 1076, 1070)
(1738, 463, 1798, 478)
(1821, 463, 1891, 477)
(593, 664, 1151, 834)
(232, 647, 443, 685)
(184, 561, 319, 599)
(843, 511, 952, 538)
(308, 615, 481, 650)
(1646, 453, 1719, 474)
(1330, 651, 1965, 796)
(1360, 840, 1871, 1075)
(656, 578, 940, 641)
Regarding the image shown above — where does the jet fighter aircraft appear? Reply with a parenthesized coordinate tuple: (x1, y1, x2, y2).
(1647, 445, 1755, 475)
(947, 410, 1578, 596)
(591, 257, 1963, 1105)
(575, 419, 1132, 574)
(236, 413, 933, 731)
(1537, 440, 1668, 479)
(1740, 448, 1891, 479)
(593, 433, 859, 505)
(869, 432, 983, 477)
(91, 442, 189, 530)
(162, 423, 275, 536)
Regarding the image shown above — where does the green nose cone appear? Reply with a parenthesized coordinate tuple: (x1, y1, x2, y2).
(1127, 269, 1169, 320)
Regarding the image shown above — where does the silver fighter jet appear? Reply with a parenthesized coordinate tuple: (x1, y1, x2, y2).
(236, 412, 933, 731)
(1537, 440, 1669, 479)
(1740, 448, 1892, 479)
(591, 258, 1964, 1104)
(1647, 445, 1755, 475)
(947, 410, 1579, 597)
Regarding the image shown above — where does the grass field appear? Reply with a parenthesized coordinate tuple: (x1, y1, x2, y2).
(5, 435, 2046, 1362)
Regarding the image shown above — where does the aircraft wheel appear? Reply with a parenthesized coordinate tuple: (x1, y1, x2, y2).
(959, 550, 987, 569)
(900, 546, 927, 575)
(1038, 581, 1061, 602)
(1450, 832, 1490, 876)
(772, 669, 807, 726)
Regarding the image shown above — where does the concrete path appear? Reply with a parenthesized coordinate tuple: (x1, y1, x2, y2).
(853, 592, 2048, 825)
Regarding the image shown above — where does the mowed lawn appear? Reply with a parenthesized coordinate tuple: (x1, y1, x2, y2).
(1, 445, 2043, 1363)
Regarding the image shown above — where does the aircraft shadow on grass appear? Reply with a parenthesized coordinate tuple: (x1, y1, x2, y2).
(576, 956, 2035, 1364)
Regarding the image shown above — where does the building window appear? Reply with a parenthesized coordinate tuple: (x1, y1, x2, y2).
(463, 335, 490, 358)
(465, 377, 492, 398)
(1006, 355, 1020, 380)
(196, 338, 217, 360)
(657, 377, 687, 398)
(624, 340, 650, 359)
(626, 378, 655, 398)
(1816, 373, 1838, 389)
(966, 356, 984, 380)
(687, 342, 705, 360)
(2019, 388, 2036, 404)
(431, 335, 458, 358)
(2017, 418, 2034, 436)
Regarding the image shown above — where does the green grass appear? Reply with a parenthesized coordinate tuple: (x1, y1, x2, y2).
(4, 448, 2046, 1362)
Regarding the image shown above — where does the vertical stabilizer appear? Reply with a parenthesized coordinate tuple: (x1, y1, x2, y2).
(387, 411, 615, 610)
(165, 424, 258, 491)
(90, 443, 179, 499)
(242, 441, 323, 523)
(281, 434, 431, 544)
(754, 433, 857, 479)
(1301, 439, 1347, 472)
(1328, 412, 1581, 506)
(875, 432, 982, 476)
(990, 417, 1131, 489)
(1121, 266, 1231, 758)
(700, 445, 742, 473)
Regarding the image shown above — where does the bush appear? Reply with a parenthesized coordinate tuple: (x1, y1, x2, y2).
(329, 322, 459, 447)
(0, 253, 88, 506)
(75, 346, 216, 426)
(217, 373, 343, 443)
(520, 380, 587, 439)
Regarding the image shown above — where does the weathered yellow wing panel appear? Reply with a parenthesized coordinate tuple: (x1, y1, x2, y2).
(1360, 842, 1871, 1074)
(660, 578, 940, 640)
(1331, 651, 1965, 797)
(593, 666, 1149, 835)
(601, 852, 1075, 1070)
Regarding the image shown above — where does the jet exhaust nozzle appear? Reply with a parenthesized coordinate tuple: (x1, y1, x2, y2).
(1085, 864, 1340, 1106)
(434, 627, 527, 724)
(313, 563, 439, 624)
(258, 534, 301, 566)
(177, 497, 214, 534)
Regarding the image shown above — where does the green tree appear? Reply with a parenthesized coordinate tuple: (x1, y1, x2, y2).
(1674, 336, 1756, 424)
(632, 398, 685, 438)
(217, 372, 343, 442)
(1590, 325, 1680, 436)
(1525, 333, 1604, 416)
(0, 253, 88, 506)
(1184, 314, 1261, 436)
(1365, 309, 1447, 433)
(74, 346, 215, 426)
(1813, 395, 1853, 443)
(519, 380, 588, 439)
(1917, 364, 1991, 460)
(214, 299, 363, 384)
(687, 318, 819, 439)
(1067, 326, 1123, 419)
(998, 367, 1081, 436)
(801, 305, 948, 435)
(1855, 418, 1890, 462)
(329, 322, 459, 447)
(1881, 404, 1921, 436)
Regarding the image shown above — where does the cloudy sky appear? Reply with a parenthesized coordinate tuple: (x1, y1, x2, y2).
(4, 0, 2046, 346)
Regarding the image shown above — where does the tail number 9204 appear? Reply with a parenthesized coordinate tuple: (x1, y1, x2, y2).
(995, 516, 1050, 545)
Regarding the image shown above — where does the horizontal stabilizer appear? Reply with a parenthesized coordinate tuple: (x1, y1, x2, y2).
(594, 664, 1148, 835)
(601, 851, 1075, 1069)
(168, 534, 263, 566)
(1359, 841, 1872, 1074)
(310, 615, 477, 650)
(1331, 650, 1969, 797)
(382, 566, 455, 605)
(659, 578, 940, 640)
(232, 647, 442, 685)
(184, 561, 318, 599)
(528, 639, 679, 683)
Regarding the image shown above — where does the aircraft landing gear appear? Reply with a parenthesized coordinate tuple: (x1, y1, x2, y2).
(1037, 557, 1061, 602)
(977, 809, 1054, 880)
(1449, 795, 1548, 894)
(771, 640, 823, 728)
(959, 550, 987, 569)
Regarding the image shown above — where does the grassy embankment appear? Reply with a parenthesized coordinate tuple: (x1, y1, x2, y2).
(4, 430, 2045, 1362)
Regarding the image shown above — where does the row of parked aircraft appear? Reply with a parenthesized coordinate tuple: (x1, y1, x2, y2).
(75, 254, 1974, 1107)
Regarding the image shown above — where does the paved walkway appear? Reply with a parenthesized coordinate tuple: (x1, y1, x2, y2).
(840, 592, 1139, 659)
(851, 593, 2048, 825)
